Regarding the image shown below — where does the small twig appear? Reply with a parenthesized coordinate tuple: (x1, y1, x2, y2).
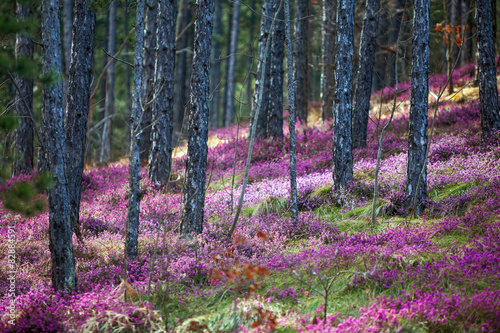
(103, 48, 134, 68)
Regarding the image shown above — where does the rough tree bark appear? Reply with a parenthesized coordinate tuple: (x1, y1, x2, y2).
(42, 0, 75, 292)
(65, 0, 96, 240)
(180, 0, 213, 236)
(352, 0, 380, 149)
(100, 0, 117, 164)
(140, 0, 157, 164)
(123, 2, 132, 117)
(321, 0, 336, 122)
(126, 0, 146, 259)
(294, 0, 310, 123)
(149, 0, 177, 188)
(406, 0, 429, 214)
(224, 0, 240, 127)
(268, 0, 285, 139)
(476, 0, 500, 138)
(210, 0, 223, 128)
(332, 0, 354, 190)
(63, 0, 73, 78)
(13, 2, 34, 176)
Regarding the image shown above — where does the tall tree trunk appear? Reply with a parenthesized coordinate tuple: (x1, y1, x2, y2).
(100, 0, 117, 164)
(140, 0, 157, 165)
(63, 0, 73, 79)
(268, 0, 284, 138)
(477, 0, 500, 138)
(492, 0, 497, 55)
(210, 0, 223, 128)
(332, 0, 354, 190)
(123, 2, 132, 126)
(321, 0, 336, 122)
(13, 2, 34, 176)
(294, 0, 310, 123)
(388, 0, 405, 87)
(247, 1, 256, 106)
(42, 0, 75, 292)
(352, 0, 380, 149)
(443, 0, 454, 94)
(224, 0, 240, 127)
(372, 0, 389, 92)
(127, 0, 146, 259)
(149, 0, 177, 187)
(460, 0, 472, 67)
(222, 6, 233, 125)
(180, 0, 213, 236)
(407, 0, 429, 214)
(65, 0, 96, 241)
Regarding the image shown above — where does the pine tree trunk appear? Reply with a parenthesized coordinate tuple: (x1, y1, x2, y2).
(140, 0, 157, 164)
(65, 0, 96, 240)
(352, 0, 380, 149)
(180, 0, 213, 236)
(127, 0, 146, 259)
(210, 0, 223, 128)
(100, 0, 117, 164)
(63, 0, 73, 78)
(13, 2, 34, 176)
(149, 0, 177, 188)
(321, 0, 336, 122)
(476, 0, 500, 138)
(222, 7, 233, 125)
(332, 0, 354, 190)
(268, 1, 284, 138)
(406, 0, 429, 214)
(124, 2, 132, 117)
(294, 0, 310, 123)
(42, 0, 75, 292)
(460, 0, 472, 67)
(224, 0, 240, 127)
(372, 1, 388, 92)
(247, 1, 256, 106)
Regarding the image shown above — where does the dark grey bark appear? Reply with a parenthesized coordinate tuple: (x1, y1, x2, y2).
(372, 2, 389, 92)
(268, 0, 284, 138)
(180, 0, 213, 236)
(210, 0, 223, 128)
(294, 0, 310, 123)
(476, 0, 500, 138)
(352, 0, 380, 149)
(123, 2, 132, 122)
(63, 0, 73, 78)
(460, 0, 472, 67)
(332, 0, 354, 190)
(13, 3, 34, 176)
(100, 0, 117, 164)
(149, 0, 177, 187)
(253, 0, 274, 139)
(224, 0, 240, 127)
(321, 0, 336, 122)
(406, 0, 429, 214)
(42, 0, 75, 292)
(65, 0, 96, 239)
(222, 7, 233, 126)
(127, 0, 146, 259)
(140, 0, 157, 164)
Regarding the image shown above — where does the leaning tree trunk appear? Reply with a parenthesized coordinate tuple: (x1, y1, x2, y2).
(406, 0, 429, 214)
(100, 0, 117, 164)
(476, 0, 500, 138)
(180, 0, 213, 236)
(210, 0, 223, 128)
(294, 0, 310, 123)
(224, 0, 240, 127)
(352, 0, 380, 149)
(140, 0, 157, 165)
(126, 0, 146, 259)
(65, 0, 96, 240)
(149, 0, 177, 188)
(268, 0, 284, 139)
(42, 0, 75, 292)
(321, 0, 336, 122)
(332, 0, 354, 190)
(13, 2, 34, 176)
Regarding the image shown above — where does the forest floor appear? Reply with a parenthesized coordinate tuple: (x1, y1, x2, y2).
(1, 62, 500, 332)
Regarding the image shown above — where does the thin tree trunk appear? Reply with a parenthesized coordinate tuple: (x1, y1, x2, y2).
(372, 1, 388, 92)
(406, 0, 429, 214)
(149, 0, 177, 188)
(210, 0, 223, 128)
(294, 0, 310, 123)
(268, 0, 284, 138)
(13, 2, 34, 176)
(224, 0, 240, 127)
(65, 0, 96, 240)
(180, 0, 213, 236)
(388, 0, 405, 87)
(321, 0, 336, 122)
(140, 0, 157, 165)
(332, 0, 354, 190)
(127, 0, 146, 259)
(42, 0, 75, 292)
(222, 6, 233, 125)
(443, 0, 454, 94)
(247, 1, 256, 105)
(460, 0, 472, 67)
(100, 0, 117, 164)
(63, 0, 73, 78)
(123, 2, 132, 131)
(476, 0, 500, 138)
(352, 0, 380, 149)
